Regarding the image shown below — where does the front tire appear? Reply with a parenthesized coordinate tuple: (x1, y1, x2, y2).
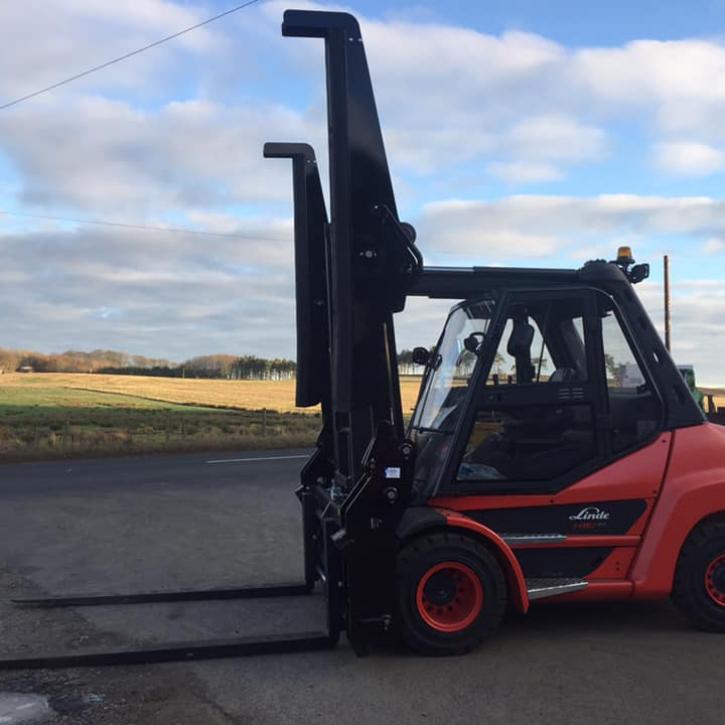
(673, 519, 725, 632)
(397, 532, 507, 655)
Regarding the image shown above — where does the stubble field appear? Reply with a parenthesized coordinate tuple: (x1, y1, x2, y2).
(0, 373, 422, 461)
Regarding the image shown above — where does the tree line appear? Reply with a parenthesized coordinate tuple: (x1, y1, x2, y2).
(0, 348, 296, 381)
(397, 349, 426, 375)
(104, 355, 297, 380)
(0, 348, 175, 374)
(1, 347, 427, 380)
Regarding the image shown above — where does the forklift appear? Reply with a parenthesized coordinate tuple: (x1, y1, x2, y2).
(2, 8, 724, 669)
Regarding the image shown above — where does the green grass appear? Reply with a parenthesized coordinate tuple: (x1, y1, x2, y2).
(0, 385, 319, 461)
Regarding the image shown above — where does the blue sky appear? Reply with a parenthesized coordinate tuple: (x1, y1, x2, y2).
(0, 0, 724, 383)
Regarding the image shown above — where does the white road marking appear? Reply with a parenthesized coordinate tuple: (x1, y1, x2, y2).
(206, 454, 310, 465)
(0, 693, 52, 723)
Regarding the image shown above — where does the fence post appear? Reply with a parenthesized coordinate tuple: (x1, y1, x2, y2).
(263, 408, 268, 436)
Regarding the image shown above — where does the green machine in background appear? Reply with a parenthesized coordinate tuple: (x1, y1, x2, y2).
(678, 365, 705, 410)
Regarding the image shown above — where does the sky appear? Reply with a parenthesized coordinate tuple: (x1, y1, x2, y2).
(1, 1, 725, 383)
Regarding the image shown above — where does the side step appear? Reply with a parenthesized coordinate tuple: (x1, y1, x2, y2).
(526, 578, 588, 601)
(502, 534, 567, 546)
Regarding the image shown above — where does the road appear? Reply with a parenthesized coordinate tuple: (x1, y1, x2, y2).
(0, 450, 722, 725)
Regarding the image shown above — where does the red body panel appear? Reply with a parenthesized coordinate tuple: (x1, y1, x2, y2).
(631, 424, 725, 598)
(422, 426, 725, 607)
(587, 547, 637, 580)
(430, 433, 671, 516)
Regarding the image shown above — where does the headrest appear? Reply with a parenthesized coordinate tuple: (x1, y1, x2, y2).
(507, 320, 535, 358)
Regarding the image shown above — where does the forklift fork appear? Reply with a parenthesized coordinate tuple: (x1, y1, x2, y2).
(0, 473, 342, 670)
(11, 582, 313, 609)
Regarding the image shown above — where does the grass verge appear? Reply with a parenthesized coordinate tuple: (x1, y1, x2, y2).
(0, 383, 319, 462)
(0, 373, 423, 462)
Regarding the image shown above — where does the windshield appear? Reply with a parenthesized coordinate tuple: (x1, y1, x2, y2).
(411, 297, 496, 433)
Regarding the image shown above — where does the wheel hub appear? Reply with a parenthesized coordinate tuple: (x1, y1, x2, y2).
(705, 554, 725, 607)
(416, 561, 484, 633)
(424, 571, 458, 606)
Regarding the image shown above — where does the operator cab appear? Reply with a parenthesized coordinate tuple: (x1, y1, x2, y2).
(408, 262, 677, 499)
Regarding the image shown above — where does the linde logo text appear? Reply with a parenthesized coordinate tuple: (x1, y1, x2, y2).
(569, 507, 610, 521)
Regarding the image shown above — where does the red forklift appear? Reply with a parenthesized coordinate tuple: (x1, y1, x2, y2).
(2, 8, 724, 669)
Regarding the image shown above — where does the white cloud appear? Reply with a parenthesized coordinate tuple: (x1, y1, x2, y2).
(655, 141, 725, 176)
(356, 16, 725, 180)
(0, 222, 298, 359)
(703, 238, 725, 254)
(0, 96, 323, 213)
(0, 0, 216, 99)
(6, 0, 725, 221)
(638, 280, 725, 385)
(485, 115, 607, 183)
(419, 194, 725, 264)
(487, 161, 563, 183)
(419, 199, 561, 258)
(576, 40, 712, 100)
(505, 115, 608, 163)
(572, 39, 725, 119)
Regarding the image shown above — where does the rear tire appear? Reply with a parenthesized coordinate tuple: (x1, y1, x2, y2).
(673, 519, 725, 632)
(397, 532, 506, 655)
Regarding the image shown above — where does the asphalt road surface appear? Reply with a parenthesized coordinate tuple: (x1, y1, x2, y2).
(0, 450, 722, 725)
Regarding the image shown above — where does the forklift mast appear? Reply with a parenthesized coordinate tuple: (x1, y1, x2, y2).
(281, 11, 423, 489)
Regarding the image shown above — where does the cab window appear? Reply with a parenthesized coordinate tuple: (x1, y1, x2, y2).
(600, 297, 661, 452)
(458, 294, 596, 485)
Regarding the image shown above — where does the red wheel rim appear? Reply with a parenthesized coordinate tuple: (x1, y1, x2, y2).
(705, 554, 725, 607)
(416, 561, 484, 633)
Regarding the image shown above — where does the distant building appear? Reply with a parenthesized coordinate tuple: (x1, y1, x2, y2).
(18, 365, 34, 373)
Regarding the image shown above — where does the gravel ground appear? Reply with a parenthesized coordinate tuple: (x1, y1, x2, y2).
(0, 451, 723, 725)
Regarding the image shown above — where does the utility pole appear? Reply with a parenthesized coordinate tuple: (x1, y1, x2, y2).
(664, 254, 672, 353)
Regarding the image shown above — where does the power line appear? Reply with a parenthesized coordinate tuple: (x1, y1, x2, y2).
(0, 210, 290, 243)
(0, 0, 261, 112)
